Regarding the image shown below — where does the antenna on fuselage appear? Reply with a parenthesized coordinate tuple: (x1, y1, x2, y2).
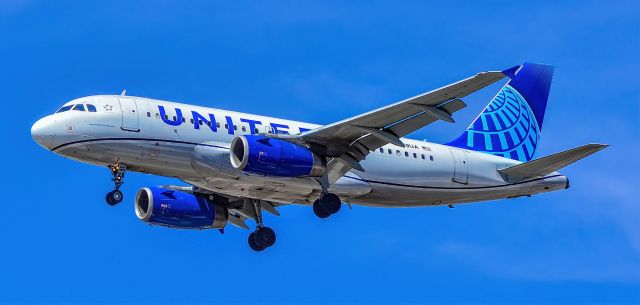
(120, 90, 127, 96)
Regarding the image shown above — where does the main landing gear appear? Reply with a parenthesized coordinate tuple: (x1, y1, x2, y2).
(312, 193, 342, 219)
(247, 199, 276, 252)
(105, 161, 126, 206)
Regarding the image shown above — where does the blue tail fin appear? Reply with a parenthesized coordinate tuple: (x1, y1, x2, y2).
(447, 62, 554, 162)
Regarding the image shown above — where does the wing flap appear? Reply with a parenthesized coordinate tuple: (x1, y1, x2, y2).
(498, 143, 608, 180)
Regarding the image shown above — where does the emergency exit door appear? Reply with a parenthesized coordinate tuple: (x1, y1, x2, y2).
(118, 97, 140, 132)
(450, 148, 469, 184)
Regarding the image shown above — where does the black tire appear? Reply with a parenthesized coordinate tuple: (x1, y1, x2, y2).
(105, 191, 117, 206)
(319, 193, 341, 215)
(111, 190, 123, 203)
(248, 232, 267, 252)
(254, 227, 276, 248)
(313, 200, 331, 218)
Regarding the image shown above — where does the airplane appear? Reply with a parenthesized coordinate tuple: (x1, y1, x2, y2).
(31, 62, 607, 251)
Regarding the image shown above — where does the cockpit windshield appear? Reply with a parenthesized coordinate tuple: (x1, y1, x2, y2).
(56, 103, 97, 114)
(56, 105, 73, 113)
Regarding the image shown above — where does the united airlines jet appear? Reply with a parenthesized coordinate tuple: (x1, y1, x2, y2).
(31, 63, 607, 251)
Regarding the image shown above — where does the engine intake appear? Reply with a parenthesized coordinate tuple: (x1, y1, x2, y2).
(135, 187, 228, 229)
(230, 135, 325, 177)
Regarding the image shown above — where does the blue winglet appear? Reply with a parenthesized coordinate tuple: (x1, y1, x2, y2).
(502, 65, 521, 79)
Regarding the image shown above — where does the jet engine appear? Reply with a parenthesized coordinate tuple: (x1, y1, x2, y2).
(134, 187, 228, 229)
(229, 135, 325, 177)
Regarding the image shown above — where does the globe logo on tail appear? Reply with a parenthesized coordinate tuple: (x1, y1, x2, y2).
(460, 85, 540, 161)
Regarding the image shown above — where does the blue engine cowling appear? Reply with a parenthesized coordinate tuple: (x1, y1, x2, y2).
(229, 135, 325, 177)
(134, 187, 228, 229)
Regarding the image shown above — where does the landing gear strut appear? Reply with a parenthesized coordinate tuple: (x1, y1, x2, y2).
(247, 199, 276, 252)
(105, 161, 126, 206)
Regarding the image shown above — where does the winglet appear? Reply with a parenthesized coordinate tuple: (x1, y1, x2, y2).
(498, 143, 609, 181)
(502, 65, 521, 79)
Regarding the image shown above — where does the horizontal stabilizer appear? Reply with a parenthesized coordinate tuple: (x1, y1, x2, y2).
(498, 143, 608, 180)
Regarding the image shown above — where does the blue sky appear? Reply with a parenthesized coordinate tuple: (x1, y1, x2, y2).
(1, 1, 639, 304)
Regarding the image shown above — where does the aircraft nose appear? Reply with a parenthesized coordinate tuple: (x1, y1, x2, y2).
(31, 117, 55, 149)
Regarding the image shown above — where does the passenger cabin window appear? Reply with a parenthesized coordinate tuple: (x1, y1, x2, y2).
(413, 152, 417, 158)
(379, 148, 384, 153)
(242, 126, 246, 132)
(396, 150, 401, 156)
(387, 149, 392, 154)
(404, 151, 409, 157)
(421, 154, 426, 160)
(72, 104, 85, 111)
(147, 112, 151, 117)
(430, 155, 434, 161)
(87, 104, 97, 112)
(56, 105, 73, 113)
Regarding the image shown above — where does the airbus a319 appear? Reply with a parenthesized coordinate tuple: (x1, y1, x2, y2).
(31, 63, 607, 251)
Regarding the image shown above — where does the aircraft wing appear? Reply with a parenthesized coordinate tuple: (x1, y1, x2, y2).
(272, 67, 513, 183)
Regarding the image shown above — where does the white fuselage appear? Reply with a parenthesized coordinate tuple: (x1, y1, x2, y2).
(31, 95, 569, 207)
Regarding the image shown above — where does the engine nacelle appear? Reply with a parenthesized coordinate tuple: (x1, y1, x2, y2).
(134, 187, 228, 229)
(229, 135, 325, 177)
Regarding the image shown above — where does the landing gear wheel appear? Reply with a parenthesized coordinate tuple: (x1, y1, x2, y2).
(248, 232, 267, 252)
(313, 200, 331, 218)
(313, 193, 341, 218)
(319, 193, 341, 214)
(255, 227, 276, 248)
(105, 190, 123, 206)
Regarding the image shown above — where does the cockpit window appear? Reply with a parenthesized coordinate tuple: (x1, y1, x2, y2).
(72, 104, 85, 111)
(56, 105, 73, 113)
(86, 104, 97, 112)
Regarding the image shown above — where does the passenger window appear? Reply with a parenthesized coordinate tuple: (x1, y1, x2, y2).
(190, 118, 194, 124)
(242, 126, 246, 132)
(396, 150, 401, 156)
(404, 151, 409, 157)
(224, 124, 228, 129)
(56, 105, 73, 113)
(182, 117, 186, 123)
(388, 149, 392, 154)
(254, 128, 259, 134)
(430, 155, 434, 161)
(173, 116, 177, 121)
(87, 104, 97, 112)
(216, 123, 221, 128)
(413, 153, 417, 158)
(234, 125, 237, 130)
(421, 154, 425, 160)
(379, 148, 384, 153)
(199, 120, 203, 125)
(72, 104, 85, 111)
(147, 112, 151, 117)
(164, 115, 169, 120)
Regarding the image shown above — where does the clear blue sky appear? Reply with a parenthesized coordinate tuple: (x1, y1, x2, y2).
(1, 1, 639, 304)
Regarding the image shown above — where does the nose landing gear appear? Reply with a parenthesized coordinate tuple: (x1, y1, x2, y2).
(106, 162, 126, 206)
